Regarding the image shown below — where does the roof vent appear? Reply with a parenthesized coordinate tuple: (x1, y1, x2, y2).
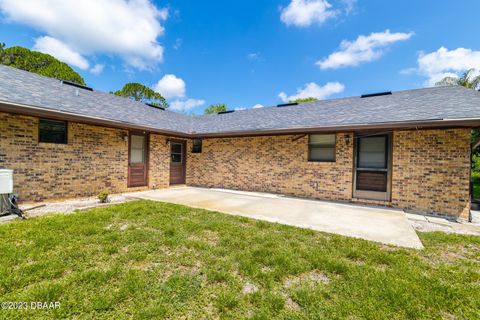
(145, 103, 165, 110)
(360, 91, 391, 98)
(218, 110, 235, 114)
(277, 102, 298, 107)
(61, 80, 93, 91)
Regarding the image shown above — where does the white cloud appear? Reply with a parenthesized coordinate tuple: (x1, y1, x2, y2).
(234, 107, 246, 111)
(341, 0, 357, 14)
(279, 82, 344, 102)
(154, 74, 186, 99)
(90, 64, 104, 75)
(252, 104, 264, 109)
(0, 0, 168, 69)
(415, 47, 480, 86)
(170, 98, 205, 111)
(280, 0, 336, 27)
(316, 30, 414, 69)
(153, 74, 203, 112)
(33, 36, 89, 70)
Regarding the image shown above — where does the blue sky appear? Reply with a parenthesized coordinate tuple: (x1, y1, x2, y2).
(1, 0, 480, 114)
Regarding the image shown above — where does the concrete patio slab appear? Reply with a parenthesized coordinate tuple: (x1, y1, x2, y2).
(135, 187, 423, 249)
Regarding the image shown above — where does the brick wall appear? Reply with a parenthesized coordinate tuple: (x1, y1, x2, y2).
(0, 111, 472, 218)
(0, 112, 169, 201)
(187, 133, 354, 201)
(187, 129, 471, 218)
(391, 129, 471, 219)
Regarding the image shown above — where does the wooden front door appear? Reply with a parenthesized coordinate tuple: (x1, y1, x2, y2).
(128, 132, 148, 187)
(169, 140, 186, 185)
(353, 134, 391, 201)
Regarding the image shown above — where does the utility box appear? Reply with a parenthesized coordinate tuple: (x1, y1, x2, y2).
(0, 169, 13, 194)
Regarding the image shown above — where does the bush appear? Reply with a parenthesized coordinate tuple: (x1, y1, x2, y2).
(97, 190, 110, 203)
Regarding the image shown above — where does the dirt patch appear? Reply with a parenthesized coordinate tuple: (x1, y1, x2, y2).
(284, 295, 301, 311)
(21, 193, 140, 218)
(242, 281, 258, 294)
(283, 270, 330, 288)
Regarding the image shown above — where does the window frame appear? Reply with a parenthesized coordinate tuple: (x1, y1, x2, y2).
(38, 118, 68, 144)
(308, 134, 336, 162)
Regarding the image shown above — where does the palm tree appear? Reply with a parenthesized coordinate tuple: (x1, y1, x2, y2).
(435, 68, 480, 91)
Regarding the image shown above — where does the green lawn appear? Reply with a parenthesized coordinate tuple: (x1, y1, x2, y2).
(0, 201, 479, 319)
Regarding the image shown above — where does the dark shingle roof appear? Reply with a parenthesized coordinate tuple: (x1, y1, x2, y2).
(0, 65, 192, 133)
(193, 86, 480, 134)
(1, 64, 480, 136)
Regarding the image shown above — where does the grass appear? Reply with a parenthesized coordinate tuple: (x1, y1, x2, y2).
(0, 201, 479, 319)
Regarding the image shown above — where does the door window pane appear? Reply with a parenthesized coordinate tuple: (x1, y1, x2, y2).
(358, 136, 386, 169)
(171, 143, 182, 163)
(130, 135, 145, 164)
(171, 153, 182, 162)
(171, 143, 182, 154)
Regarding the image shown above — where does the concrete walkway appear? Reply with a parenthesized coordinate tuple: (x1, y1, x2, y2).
(135, 187, 423, 249)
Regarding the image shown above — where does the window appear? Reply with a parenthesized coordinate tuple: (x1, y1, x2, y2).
(171, 143, 183, 163)
(192, 138, 202, 153)
(357, 136, 387, 169)
(308, 134, 336, 162)
(130, 134, 145, 164)
(39, 119, 67, 144)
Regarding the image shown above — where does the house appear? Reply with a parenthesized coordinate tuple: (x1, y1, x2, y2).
(1, 65, 479, 220)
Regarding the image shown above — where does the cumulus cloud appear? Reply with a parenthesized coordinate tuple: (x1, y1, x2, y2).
(280, 0, 336, 27)
(33, 36, 89, 70)
(280, 0, 356, 27)
(317, 30, 413, 69)
(170, 98, 205, 111)
(252, 104, 264, 108)
(0, 0, 168, 69)
(90, 64, 104, 75)
(415, 47, 480, 86)
(153, 74, 204, 112)
(278, 82, 344, 102)
(154, 74, 186, 99)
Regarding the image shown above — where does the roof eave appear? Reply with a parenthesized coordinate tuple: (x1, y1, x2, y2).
(191, 118, 480, 138)
(1, 100, 479, 139)
(0, 100, 191, 138)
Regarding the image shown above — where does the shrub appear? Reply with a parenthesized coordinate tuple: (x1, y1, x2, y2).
(97, 190, 110, 203)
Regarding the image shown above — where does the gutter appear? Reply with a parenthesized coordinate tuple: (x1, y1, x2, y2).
(1, 99, 480, 139)
(192, 118, 480, 138)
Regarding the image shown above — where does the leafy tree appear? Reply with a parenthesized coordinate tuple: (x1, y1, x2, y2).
(435, 69, 480, 91)
(289, 97, 319, 103)
(204, 103, 228, 114)
(114, 82, 169, 108)
(0, 43, 86, 85)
